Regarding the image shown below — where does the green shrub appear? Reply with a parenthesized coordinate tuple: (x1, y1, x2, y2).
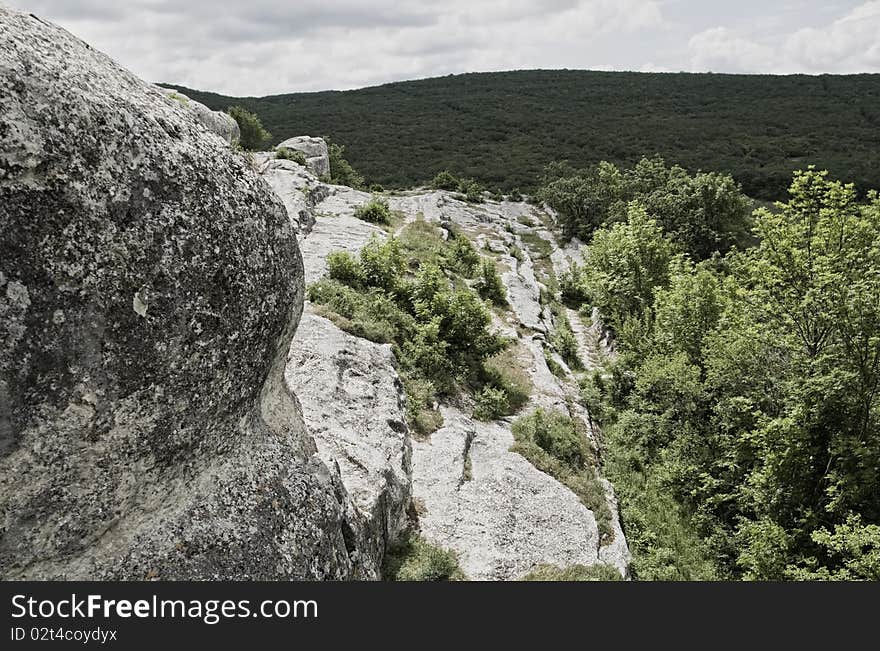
(326, 250, 363, 286)
(580, 204, 675, 335)
(511, 409, 613, 540)
(227, 105, 270, 151)
(276, 147, 307, 164)
(516, 408, 587, 470)
(359, 236, 404, 291)
(481, 348, 532, 412)
(354, 197, 392, 224)
(311, 226, 506, 436)
(457, 178, 485, 203)
(559, 263, 590, 307)
(307, 278, 361, 319)
(473, 386, 509, 421)
(383, 535, 467, 581)
(521, 563, 623, 581)
(308, 285, 404, 345)
(579, 372, 611, 426)
(475, 258, 507, 306)
(446, 232, 480, 276)
(553, 318, 582, 370)
(369, 183, 385, 193)
(328, 141, 365, 189)
(431, 170, 460, 191)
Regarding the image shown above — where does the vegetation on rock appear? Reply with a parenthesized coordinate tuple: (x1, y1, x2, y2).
(276, 147, 307, 165)
(511, 409, 613, 540)
(383, 535, 467, 581)
(309, 220, 513, 436)
(520, 563, 622, 581)
(354, 197, 393, 224)
(227, 105, 270, 151)
(328, 140, 365, 189)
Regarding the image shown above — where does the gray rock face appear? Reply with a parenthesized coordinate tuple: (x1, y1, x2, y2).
(286, 312, 412, 570)
(412, 407, 602, 580)
(253, 153, 329, 234)
(298, 187, 383, 285)
(291, 183, 631, 579)
(159, 87, 240, 145)
(276, 136, 331, 177)
(0, 8, 377, 580)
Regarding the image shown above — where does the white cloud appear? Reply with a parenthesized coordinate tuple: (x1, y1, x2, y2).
(688, 27, 776, 72)
(687, 1, 880, 74)
(784, 0, 880, 71)
(6, 1, 880, 93)
(6, 0, 665, 94)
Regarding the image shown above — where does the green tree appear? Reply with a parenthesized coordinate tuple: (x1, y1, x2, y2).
(227, 105, 271, 150)
(580, 203, 675, 338)
(540, 156, 751, 259)
(327, 141, 365, 189)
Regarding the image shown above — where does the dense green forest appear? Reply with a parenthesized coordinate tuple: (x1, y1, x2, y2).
(554, 161, 880, 580)
(162, 69, 880, 200)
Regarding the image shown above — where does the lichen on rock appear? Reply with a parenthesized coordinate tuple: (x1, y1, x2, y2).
(0, 7, 379, 580)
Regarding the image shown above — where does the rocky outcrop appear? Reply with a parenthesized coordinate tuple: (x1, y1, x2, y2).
(159, 87, 240, 145)
(0, 8, 382, 580)
(0, 8, 629, 582)
(276, 136, 331, 177)
(412, 407, 605, 580)
(253, 153, 329, 234)
(286, 312, 412, 564)
(289, 181, 631, 578)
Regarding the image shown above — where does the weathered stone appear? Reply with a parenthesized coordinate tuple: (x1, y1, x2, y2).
(253, 152, 328, 233)
(159, 87, 240, 145)
(276, 136, 330, 177)
(292, 182, 631, 579)
(298, 188, 384, 285)
(286, 311, 412, 562)
(0, 7, 374, 580)
(412, 407, 603, 580)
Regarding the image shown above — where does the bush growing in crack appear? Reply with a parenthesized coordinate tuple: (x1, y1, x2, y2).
(474, 258, 507, 306)
(383, 535, 467, 581)
(276, 147, 307, 165)
(354, 197, 393, 225)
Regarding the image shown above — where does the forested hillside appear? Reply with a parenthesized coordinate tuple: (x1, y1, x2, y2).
(549, 160, 880, 580)
(162, 70, 880, 200)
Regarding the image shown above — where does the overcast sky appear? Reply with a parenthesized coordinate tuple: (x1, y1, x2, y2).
(7, 1, 880, 95)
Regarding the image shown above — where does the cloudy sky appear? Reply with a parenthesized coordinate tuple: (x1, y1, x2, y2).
(7, 1, 880, 95)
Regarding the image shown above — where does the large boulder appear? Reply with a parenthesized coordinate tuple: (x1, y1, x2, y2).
(0, 8, 375, 579)
(159, 87, 240, 145)
(276, 136, 331, 177)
